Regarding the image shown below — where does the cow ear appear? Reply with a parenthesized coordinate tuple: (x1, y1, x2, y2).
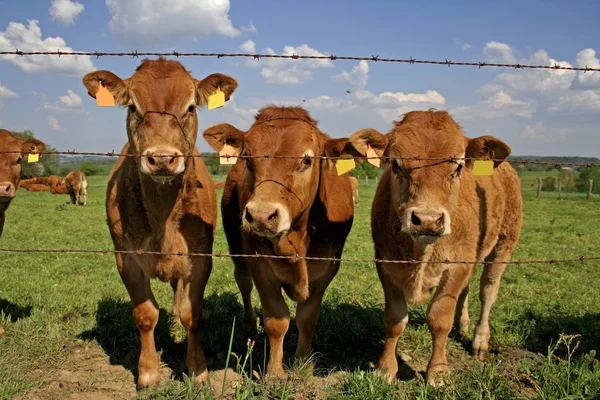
(21, 138, 47, 159)
(82, 70, 130, 105)
(203, 123, 245, 154)
(318, 137, 355, 223)
(196, 74, 238, 107)
(465, 135, 511, 168)
(347, 128, 388, 164)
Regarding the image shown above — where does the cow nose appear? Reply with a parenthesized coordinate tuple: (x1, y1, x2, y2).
(244, 202, 287, 236)
(0, 182, 16, 199)
(142, 147, 184, 175)
(404, 207, 450, 237)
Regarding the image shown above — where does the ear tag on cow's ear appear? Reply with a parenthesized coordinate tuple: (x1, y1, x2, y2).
(472, 156, 494, 176)
(335, 154, 356, 176)
(27, 146, 39, 163)
(208, 86, 225, 111)
(366, 144, 380, 168)
(96, 81, 115, 107)
(219, 144, 238, 165)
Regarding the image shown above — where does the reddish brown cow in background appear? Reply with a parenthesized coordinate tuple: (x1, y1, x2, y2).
(0, 129, 47, 336)
(204, 106, 354, 377)
(22, 183, 50, 192)
(65, 171, 88, 205)
(349, 176, 359, 204)
(346, 109, 522, 385)
(82, 57, 237, 388)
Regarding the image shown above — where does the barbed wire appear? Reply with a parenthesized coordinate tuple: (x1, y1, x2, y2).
(3, 149, 599, 169)
(0, 247, 597, 266)
(1, 50, 599, 72)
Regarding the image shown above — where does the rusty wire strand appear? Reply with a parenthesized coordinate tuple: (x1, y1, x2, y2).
(0, 247, 597, 266)
(3, 150, 600, 168)
(2, 50, 599, 72)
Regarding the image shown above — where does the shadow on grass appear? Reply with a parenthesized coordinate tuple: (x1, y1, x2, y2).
(0, 298, 32, 323)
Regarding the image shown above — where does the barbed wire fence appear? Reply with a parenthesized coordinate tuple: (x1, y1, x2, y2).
(3, 49, 600, 267)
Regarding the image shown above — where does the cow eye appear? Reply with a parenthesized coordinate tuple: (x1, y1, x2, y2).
(453, 163, 463, 178)
(129, 105, 136, 113)
(16, 157, 22, 165)
(188, 105, 195, 113)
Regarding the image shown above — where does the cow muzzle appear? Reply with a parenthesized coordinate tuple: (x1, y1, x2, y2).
(243, 201, 291, 238)
(401, 206, 451, 245)
(0, 182, 16, 201)
(140, 146, 186, 183)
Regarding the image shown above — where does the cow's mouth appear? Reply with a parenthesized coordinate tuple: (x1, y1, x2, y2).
(411, 232, 442, 246)
(149, 174, 178, 184)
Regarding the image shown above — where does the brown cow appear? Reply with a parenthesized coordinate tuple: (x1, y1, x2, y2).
(203, 105, 354, 377)
(82, 57, 237, 388)
(46, 175, 63, 187)
(23, 183, 50, 192)
(50, 180, 69, 195)
(0, 129, 47, 336)
(214, 181, 225, 189)
(349, 176, 359, 204)
(346, 109, 522, 386)
(65, 171, 88, 205)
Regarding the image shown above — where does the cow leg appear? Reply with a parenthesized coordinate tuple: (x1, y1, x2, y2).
(117, 254, 161, 389)
(178, 255, 212, 383)
(473, 250, 509, 360)
(68, 190, 76, 205)
(454, 283, 470, 336)
(294, 261, 339, 367)
(80, 188, 87, 206)
(426, 266, 471, 387)
(170, 279, 182, 327)
(234, 259, 257, 332)
(376, 264, 409, 383)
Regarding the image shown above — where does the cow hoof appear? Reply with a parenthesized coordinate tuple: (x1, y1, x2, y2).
(472, 334, 490, 360)
(137, 370, 161, 389)
(191, 369, 209, 383)
(426, 368, 448, 387)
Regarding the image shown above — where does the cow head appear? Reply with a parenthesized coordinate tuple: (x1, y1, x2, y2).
(0, 129, 47, 235)
(348, 109, 511, 248)
(204, 106, 346, 241)
(82, 57, 237, 183)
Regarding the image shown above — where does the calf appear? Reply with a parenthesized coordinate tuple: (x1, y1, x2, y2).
(203, 106, 354, 377)
(23, 183, 50, 192)
(346, 109, 522, 385)
(0, 129, 47, 335)
(82, 57, 237, 388)
(65, 171, 88, 205)
(349, 176, 359, 204)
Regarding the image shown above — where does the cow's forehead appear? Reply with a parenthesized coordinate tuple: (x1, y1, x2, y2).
(246, 123, 319, 156)
(129, 70, 196, 106)
(0, 132, 21, 152)
(391, 127, 465, 158)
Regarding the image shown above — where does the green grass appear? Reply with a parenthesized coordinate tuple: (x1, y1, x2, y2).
(0, 175, 599, 399)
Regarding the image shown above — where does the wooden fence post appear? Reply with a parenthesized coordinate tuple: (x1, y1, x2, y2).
(588, 180, 593, 199)
(366, 176, 369, 186)
(557, 179, 562, 199)
(537, 177, 542, 197)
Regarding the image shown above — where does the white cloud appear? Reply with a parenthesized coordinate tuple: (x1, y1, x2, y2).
(451, 88, 534, 121)
(522, 122, 574, 143)
(0, 20, 95, 76)
(462, 43, 472, 51)
(548, 89, 600, 112)
(0, 84, 17, 98)
(241, 22, 257, 33)
(305, 95, 357, 111)
(239, 40, 256, 53)
(483, 41, 517, 64)
(370, 90, 446, 107)
(333, 60, 369, 89)
(58, 89, 82, 107)
(256, 44, 334, 85)
(106, 0, 240, 47)
(48, 116, 63, 131)
(574, 48, 600, 87)
(49, 0, 84, 25)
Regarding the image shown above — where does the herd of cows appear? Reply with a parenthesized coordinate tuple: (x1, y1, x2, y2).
(0, 57, 524, 389)
(17, 171, 89, 206)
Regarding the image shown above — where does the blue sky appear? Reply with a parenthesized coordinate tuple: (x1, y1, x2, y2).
(1, 0, 600, 156)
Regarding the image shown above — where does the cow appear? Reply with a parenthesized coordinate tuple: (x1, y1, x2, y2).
(65, 171, 88, 205)
(349, 176, 359, 204)
(345, 109, 522, 386)
(214, 181, 225, 189)
(50, 180, 69, 195)
(46, 175, 63, 187)
(203, 105, 354, 377)
(0, 129, 47, 336)
(22, 183, 50, 192)
(81, 57, 237, 388)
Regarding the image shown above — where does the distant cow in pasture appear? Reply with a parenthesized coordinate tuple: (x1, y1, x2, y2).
(349, 176, 359, 204)
(203, 105, 354, 377)
(214, 181, 225, 189)
(346, 109, 522, 386)
(82, 57, 237, 388)
(0, 129, 47, 336)
(23, 183, 50, 192)
(65, 171, 88, 206)
(46, 175, 63, 187)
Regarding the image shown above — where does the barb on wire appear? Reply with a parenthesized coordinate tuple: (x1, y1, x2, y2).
(1, 149, 599, 169)
(1, 50, 599, 72)
(0, 247, 598, 266)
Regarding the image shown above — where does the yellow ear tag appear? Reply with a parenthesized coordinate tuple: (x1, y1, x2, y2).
(219, 144, 238, 165)
(336, 154, 356, 176)
(472, 156, 494, 176)
(366, 144, 380, 168)
(27, 153, 40, 163)
(208, 86, 225, 110)
(96, 81, 115, 107)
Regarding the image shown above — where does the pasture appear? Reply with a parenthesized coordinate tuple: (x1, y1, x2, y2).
(0, 175, 599, 399)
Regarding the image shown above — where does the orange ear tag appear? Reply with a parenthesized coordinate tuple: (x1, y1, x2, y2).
(335, 154, 356, 176)
(366, 144, 380, 168)
(219, 144, 238, 165)
(472, 156, 494, 176)
(96, 81, 115, 107)
(208, 86, 225, 110)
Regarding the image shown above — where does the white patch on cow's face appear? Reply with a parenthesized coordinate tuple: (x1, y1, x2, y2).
(242, 200, 292, 238)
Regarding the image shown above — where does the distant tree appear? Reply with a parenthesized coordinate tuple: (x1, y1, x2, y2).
(11, 130, 60, 178)
(558, 169, 577, 192)
(350, 161, 382, 179)
(541, 176, 556, 192)
(79, 161, 102, 176)
(60, 167, 73, 176)
(576, 167, 600, 194)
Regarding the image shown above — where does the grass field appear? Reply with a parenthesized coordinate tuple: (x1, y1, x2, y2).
(0, 175, 600, 399)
